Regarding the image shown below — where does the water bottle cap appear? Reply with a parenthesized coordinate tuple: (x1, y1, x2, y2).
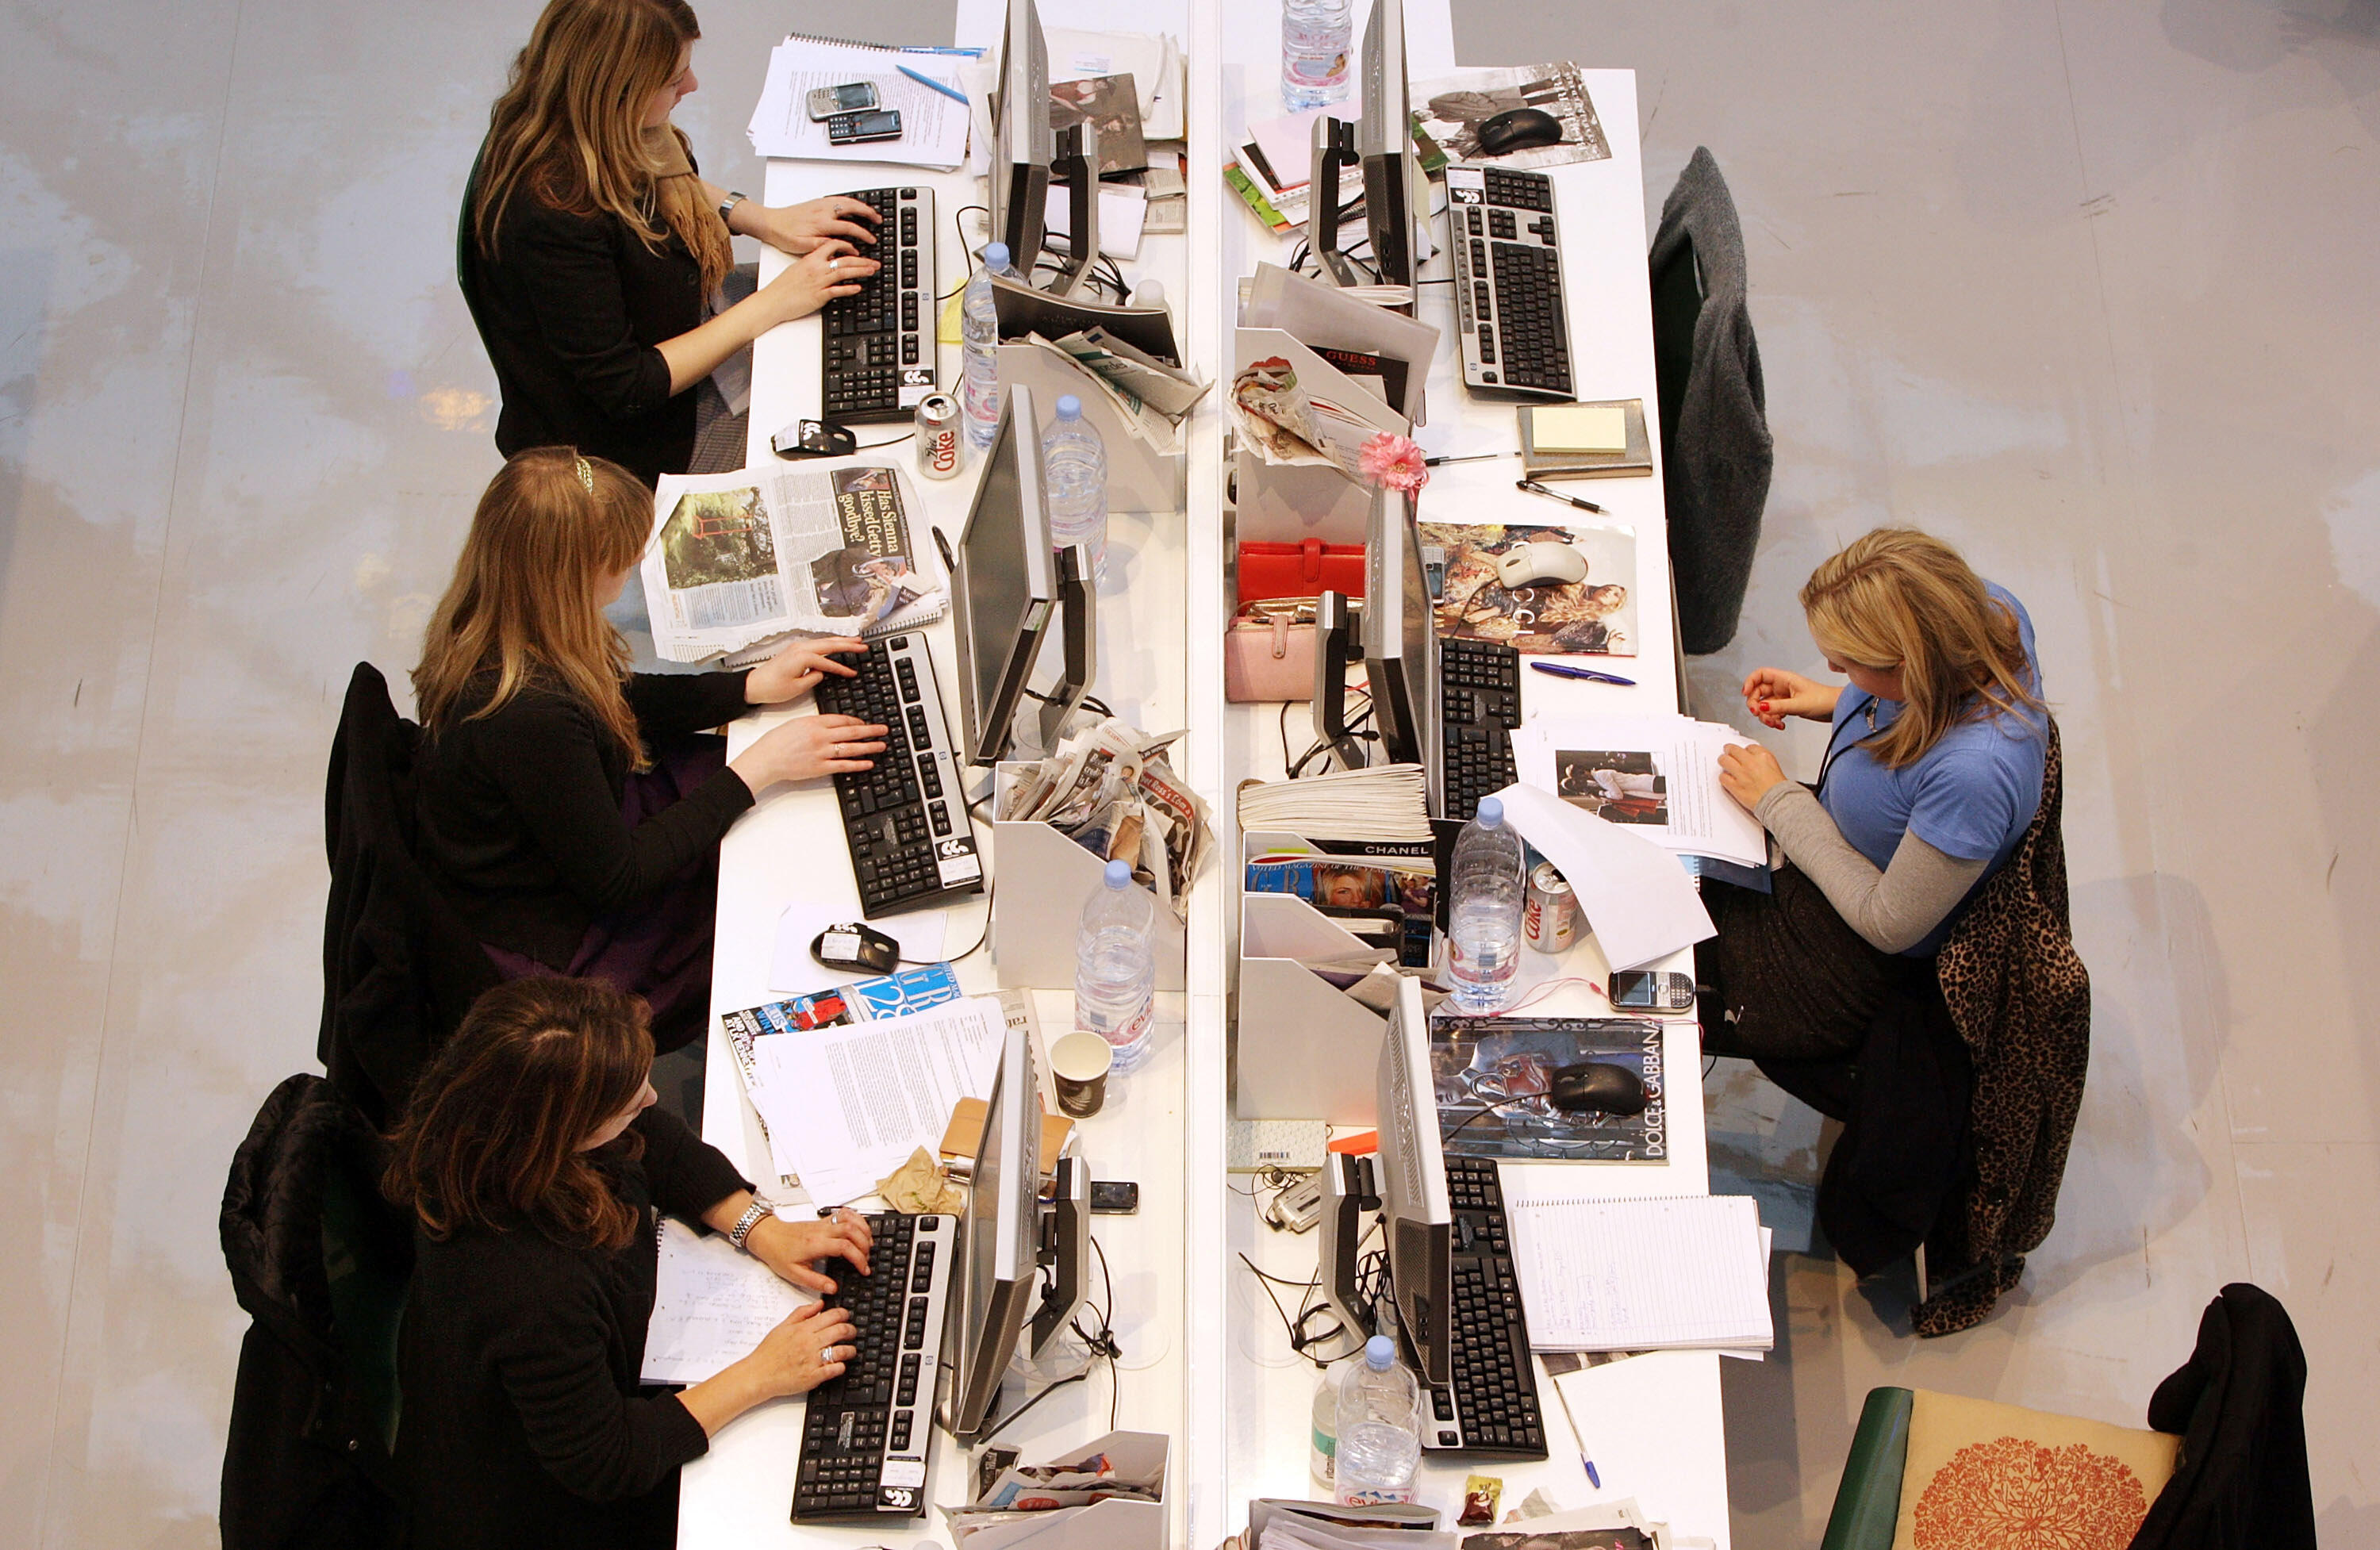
(983, 241, 1011, 268)
(1056, 394, 1083, 420)
(1364, 1334, 1398, 1370)
(1104, 859, 1133, 888)
(1475, 796, 1504, 827)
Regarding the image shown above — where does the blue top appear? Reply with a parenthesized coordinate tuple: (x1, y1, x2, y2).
(1818, 582, 2046, 955)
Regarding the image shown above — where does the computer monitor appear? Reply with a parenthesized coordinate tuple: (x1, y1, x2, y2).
(1357, 0, 1415, 287)
(990, 0, 1054, 278)
(1361, 487, 1435, 770)
(950, 1022, 1042, 1439)
(950, 385, 1057, 765)
(1375, 974, 1452, 1386)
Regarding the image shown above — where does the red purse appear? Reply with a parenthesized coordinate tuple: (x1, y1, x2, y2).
(1237, 539, 1365, 604)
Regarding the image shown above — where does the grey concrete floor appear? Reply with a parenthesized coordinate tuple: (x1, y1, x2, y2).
(3, 1, 2375, 1545)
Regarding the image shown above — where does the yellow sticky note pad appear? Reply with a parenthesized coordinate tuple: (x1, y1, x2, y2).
(938, 289, 965, 346)
(1533, 404, 1630, 454)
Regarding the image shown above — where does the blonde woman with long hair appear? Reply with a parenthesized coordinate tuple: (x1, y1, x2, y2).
(412, 449, 887, 1049)
(461, 0, 883, 485)
(1705, 528, 2048, 1061)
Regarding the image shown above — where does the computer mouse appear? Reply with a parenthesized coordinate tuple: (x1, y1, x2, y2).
(1495, 539, 1589, 590)
(810, 921, 901, 976)
(1478, 106, 1564, 156)
(1548, 1061, 1651, 1117)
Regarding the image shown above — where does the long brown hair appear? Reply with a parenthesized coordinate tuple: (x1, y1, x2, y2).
(384, 977, 657, 1250)
(1801, 528, 2044, 769)
(413, 447, 651, 766)
(473, 0, 733, 297)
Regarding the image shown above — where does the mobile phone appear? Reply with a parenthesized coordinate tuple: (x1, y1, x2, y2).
(1608, 969, 1697, 1013)
(806, 81, 878, 120)
(1089, 1180, 1139, 1215)
(826, 108, 904, 146)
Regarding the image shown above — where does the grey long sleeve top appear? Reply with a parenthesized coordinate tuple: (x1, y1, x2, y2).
(1752, 783, 1986, 954)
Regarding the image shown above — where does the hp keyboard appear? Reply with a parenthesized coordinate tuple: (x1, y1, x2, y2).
(792, 1210, 955, 1521)
(820, 186, 938, 422)
(1438, 635, 1522, 822)
(814, 635, 985, 919)
(1424, 1156, 1548, 1460)
(1445, 164, 1573, 399)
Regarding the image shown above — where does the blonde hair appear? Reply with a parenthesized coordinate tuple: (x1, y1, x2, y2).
(472, 0, 733, 298)
(1801, 528, 2042, 769)
(413, 448, 651, 767)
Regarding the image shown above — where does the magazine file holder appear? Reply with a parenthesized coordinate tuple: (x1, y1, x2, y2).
(990, 763, 1188, 992)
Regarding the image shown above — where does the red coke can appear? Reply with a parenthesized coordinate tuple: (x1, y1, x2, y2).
(915, 393, 962, 480)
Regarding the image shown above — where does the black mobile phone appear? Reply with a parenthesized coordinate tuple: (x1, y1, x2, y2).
(826, 108, 904, 146)
(1089, 1180, 1139, 1215)
(806, 81, 879, 120)
(1608, 969, 1697, 1012)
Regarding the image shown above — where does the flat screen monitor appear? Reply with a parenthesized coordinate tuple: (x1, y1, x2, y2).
(950, 384, 1057, 766)
(950, 1022, 1042, 1438)
(990, 0, 1053, 277)
(1361, 487, 1434, 771)
(1375, 974, 1451, 1386)
(1357, 0, 1415, 286)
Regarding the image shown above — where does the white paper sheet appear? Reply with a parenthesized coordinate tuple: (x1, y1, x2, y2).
(1502, 1194, 1772, 1352)
(640, 1216, 807, 1384)
(746, 40, 970, 167)
(1491, 782, 1715, 970)
(1512, 716, 1770, 871)
(1043, 182, 1148, 259)
(747, 997, 1007, 1204)
(769, 901, 947, 996)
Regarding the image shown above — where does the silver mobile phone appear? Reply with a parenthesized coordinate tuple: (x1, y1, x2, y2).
(806, 81, 878, 120)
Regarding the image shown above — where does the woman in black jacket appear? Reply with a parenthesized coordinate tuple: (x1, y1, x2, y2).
(412, 448, 889, 1049)
(386, 976, 874, 1549)
(461, 0, 884, 485)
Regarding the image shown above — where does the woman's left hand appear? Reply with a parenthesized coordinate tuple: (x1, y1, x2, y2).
(1718, 740, 1791, 812)
(760, 197, 882, 255)
(746, 636, 866, 704)
(747, 1207, 876, 1295)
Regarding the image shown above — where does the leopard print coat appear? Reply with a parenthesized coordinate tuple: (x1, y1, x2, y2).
(1915, 719, 2090, 1336)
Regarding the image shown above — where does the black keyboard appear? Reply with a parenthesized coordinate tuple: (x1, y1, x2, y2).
(1438, 636, 1522, 822)
(814, 634, 985, 918)
(820, 186, 939, 422)
(1422, 1156, 1548, 1460)
(1445, 164, 1573, 399)
(792, 1210, 957, 1521)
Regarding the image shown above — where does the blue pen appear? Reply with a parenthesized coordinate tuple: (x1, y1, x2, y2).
(896, 63, 969, 105)
(1530, 661, 1637, 688)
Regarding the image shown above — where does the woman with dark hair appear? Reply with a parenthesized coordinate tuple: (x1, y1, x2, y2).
(387, 976, 874, 1548)
(461, 0, 884, 485)
(412, 448, 889, 1049)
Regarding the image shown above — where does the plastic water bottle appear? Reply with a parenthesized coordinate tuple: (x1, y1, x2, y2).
(962, 242, 1016, 451)
(1333, 1335, 1422, 1506)
(1445, 795, 1526, 1014)
(1074, 859, 1155, 1071)
(1280, 0, 1353, 111)
(1132, 277, 1167, 314)
(1041, 394, 1110, 585)
(1309, 1371, 1339, 1486)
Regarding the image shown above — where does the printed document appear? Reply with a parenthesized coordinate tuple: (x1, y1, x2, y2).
(1512, 716, 1769, 870)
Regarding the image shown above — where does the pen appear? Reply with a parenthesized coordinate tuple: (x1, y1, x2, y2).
(1530, 661, 1637, 687)
(1422, 451, 1511, 466)
(1516, 478, 1609, 516)
(1548, 1371, 1603, 1490)
(896, 63, 969, 105)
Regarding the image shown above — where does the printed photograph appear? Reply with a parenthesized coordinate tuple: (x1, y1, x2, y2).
(1427, 1017, 1666, 1163)
(1046, 74, 1146, 177)
(1557, 748, 1668, 825)
(1418, 520, 1637, 656)
(659, 486, 774, 590)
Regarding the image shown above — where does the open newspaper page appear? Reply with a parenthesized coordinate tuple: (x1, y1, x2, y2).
(642, 461, 946, 663)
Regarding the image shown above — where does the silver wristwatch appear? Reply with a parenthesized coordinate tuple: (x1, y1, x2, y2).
(727, 1199, 772, 1251)
(716, 190, 747, 225)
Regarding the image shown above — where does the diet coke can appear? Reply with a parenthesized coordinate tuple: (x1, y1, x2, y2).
(1522, 861, 1580, 955)
(914, 393, 962, 480)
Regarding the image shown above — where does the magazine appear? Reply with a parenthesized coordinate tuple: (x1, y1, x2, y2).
(640, 460, 946, 663)
(1245, 854, 1437, 969)
(1047, 74, 1146, 177)
(1429, 1016, 1668, 1163)
(1415, 62, 1611, 171)
(1418, 520, 1638, 657)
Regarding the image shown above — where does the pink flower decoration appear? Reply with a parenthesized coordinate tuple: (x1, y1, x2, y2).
(1360, 432, 1430, 493)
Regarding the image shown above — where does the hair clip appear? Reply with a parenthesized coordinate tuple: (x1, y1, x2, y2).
(574, 455, 594, 494)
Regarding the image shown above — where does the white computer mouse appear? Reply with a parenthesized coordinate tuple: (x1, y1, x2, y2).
(1495, 539, 1588, 589)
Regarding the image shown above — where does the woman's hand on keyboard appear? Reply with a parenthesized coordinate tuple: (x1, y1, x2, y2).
(754, 1300, 862, 1398)
(749, 1207, 875, 1295)
(765, 195, 884, 254)
(756, 240, 881, 327)
(747, 636, 866, 704)
(731, 713, 889, 792)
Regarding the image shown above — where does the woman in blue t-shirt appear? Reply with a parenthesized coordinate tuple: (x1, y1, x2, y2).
(1706, 528, 2048, 1061)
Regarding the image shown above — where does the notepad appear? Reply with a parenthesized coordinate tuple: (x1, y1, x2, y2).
(1501, 1193, 1773, 1352)
(1532, 403, 1630, 453)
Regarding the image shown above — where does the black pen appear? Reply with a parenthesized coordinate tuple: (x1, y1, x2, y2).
(1516, 479, 1609, 516)
(1424, 451, 1511, 466)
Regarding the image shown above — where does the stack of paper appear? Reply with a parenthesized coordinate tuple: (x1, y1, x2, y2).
(747, 36, 972, 168)
(1511, 714, 1771, 871)
(1502, 1193, 1774, 1353)
(1237, 764, 1431, 843)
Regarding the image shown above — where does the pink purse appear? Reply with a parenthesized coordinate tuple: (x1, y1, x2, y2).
(1224, 597, 1320, 703)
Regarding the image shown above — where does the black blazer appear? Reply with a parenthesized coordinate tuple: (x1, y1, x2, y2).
(460, 158, 704, 489)
(394, 1107, 750, 1550)
(414, 669, 755, 968)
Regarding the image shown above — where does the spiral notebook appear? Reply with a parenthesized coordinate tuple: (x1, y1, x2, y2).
(1501, 1192, 1773, 1352)
(747, 34, 976, 166)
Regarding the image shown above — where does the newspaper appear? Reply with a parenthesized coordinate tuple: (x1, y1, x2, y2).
(1000, 716, 1212, 918)
(1228, 354, 1396, 480)
(639, 460, 946, 663)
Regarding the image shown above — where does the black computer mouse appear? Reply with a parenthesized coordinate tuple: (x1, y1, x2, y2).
(1547, 1061, 1651, 1117)
(1477, 106, 1564, 156)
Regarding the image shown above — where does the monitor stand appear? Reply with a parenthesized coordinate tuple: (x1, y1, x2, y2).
(1048, 121, 1102, 297)
(1309, 116, 1365, 287)
(1318, 1153, 1378, 1338)
(1312, 591, 1368, 770)
(1035, 542, 1100, 752)
(1031, 1154, 1091, 1355)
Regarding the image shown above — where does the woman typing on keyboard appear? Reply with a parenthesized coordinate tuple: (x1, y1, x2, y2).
(460, 0, 885, 485)
(388, 976, 873, 1549)
(412, 449, 888, 1051)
